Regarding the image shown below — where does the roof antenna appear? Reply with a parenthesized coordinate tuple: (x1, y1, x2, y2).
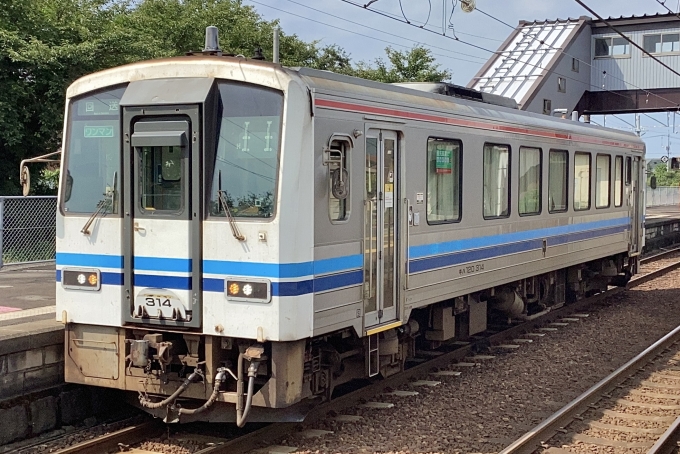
(203, 26, 222, 54)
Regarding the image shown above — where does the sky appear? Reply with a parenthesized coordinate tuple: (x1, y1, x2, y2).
(243, 0, 680, 160)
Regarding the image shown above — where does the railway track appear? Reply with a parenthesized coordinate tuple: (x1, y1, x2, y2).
(45, 254, 680, 454)
(498, 325, 680, 454)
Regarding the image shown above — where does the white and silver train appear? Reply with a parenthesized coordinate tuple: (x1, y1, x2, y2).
(56, 29, 645, 424)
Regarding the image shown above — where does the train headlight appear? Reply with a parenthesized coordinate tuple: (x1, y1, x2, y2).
(224, 278, 271, 303)
(62, 268, 101, 291)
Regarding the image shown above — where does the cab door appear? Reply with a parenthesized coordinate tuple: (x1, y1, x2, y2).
(121, 108, 203, 329)
(363, 129, 399, 330)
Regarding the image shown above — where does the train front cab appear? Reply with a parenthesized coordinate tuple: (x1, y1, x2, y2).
(59, 63, 320, 423)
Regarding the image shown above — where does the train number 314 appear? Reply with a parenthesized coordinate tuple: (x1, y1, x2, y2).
(145, 297, 172, 307)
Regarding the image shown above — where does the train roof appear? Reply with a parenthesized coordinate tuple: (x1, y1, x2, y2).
(66, 56, 644, 152)
(294, 66, 645, 152)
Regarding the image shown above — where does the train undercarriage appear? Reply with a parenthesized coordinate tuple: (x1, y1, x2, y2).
(65, 253, 635, 424)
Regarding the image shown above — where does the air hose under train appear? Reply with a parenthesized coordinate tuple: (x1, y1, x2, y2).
(138, 352, 262, 427)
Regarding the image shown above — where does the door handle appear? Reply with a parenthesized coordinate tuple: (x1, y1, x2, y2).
(134, 222, 145, 232)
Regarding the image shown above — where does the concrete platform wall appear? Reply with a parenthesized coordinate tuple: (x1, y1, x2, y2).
(0, 321, 119, 446)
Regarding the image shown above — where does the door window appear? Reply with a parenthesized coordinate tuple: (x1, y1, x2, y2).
(139, 146, 184, 213)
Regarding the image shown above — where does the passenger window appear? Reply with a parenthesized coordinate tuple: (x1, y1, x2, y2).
(426, 138, 461, 223)
(625, 156, 632, 185)
(519, 146, 541, 216)
(328, 139, 350, 222)
(614, 156, 623, 207)
(548, 150, 568, 212)
(596, 154, 611, 208)
(483, 143, 510, 218)
(574, 152, 591, 211)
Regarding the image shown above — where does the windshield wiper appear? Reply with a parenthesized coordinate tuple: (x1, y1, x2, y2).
(218, 190, 246, 242)
(81, 172, 116, 235)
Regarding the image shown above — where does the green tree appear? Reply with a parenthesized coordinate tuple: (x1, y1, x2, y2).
(652, 163, 680, 187)
(0, 0, 345, 195)
(353, 46, 451, 83)
(0, 0, 135, 195)
(0, 1, 450, 195)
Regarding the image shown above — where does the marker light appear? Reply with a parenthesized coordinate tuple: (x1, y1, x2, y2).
(62, 268, 101, 291)
(224, 278, 271, 303)
(228, 282, 240, 295)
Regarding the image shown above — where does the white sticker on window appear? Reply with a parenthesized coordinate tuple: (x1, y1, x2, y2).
(385, 191, 394, 208)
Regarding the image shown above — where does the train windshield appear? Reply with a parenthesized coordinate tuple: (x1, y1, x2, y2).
(209, 82, 283, 219)
(61, 86, 125, 214)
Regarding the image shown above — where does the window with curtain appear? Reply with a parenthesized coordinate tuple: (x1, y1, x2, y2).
(574, 152, 591, 211)
(548, 150, 568, 212)
(483, 143, 510, 218)
(519, 147, 541, 215)
(614, 156, 623, 207)
(596, 154, 611, 208)
(427, 138, 461, 223)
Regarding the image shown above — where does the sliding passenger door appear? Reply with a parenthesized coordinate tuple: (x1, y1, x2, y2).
(630, 156, 642, 255)
(364, 129, 399, 329)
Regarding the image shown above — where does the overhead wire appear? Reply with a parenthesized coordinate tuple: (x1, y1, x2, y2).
(398, 0, 410, 23)
(574, 0, 680, 79)
(655, 0, 680, 22)
(644, 113, 669, 128)
(281, 0, 478, 59)
(247, 0, 488, 65)
(356, 2, 502, 41)
(339, 0, 666, 112)
(612, 114, 636, 129)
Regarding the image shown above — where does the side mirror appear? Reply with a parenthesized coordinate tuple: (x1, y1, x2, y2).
(650, 175, 657, 190)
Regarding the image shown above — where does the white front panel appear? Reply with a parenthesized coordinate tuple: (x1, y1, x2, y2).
(131, 219, 192, 321)
(56, 216, 123, 326)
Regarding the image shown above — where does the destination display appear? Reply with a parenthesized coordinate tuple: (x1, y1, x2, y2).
(76, 96, 120, 116)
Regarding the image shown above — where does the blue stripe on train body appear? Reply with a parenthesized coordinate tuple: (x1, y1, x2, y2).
(56, 217, 630, 294)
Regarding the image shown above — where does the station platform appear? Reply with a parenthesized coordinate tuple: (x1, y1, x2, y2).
(645, 205, 680, 227)
(0, 263, 57, 328)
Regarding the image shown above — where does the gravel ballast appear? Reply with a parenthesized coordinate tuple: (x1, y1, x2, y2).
(261, 268, 680, 454)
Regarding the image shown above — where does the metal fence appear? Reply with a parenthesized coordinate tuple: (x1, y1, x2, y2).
(647, 187, 680, 207)
(0, 196, 57, 268)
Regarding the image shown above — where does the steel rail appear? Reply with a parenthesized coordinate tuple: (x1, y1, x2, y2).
(49, 257, 680, 454)
(191, 258, 680, 454)
(499, 319, 680, 453)
(52, 420, 164, 454)
(647, 414, 680, 454)
(640, 246, 680, 264)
